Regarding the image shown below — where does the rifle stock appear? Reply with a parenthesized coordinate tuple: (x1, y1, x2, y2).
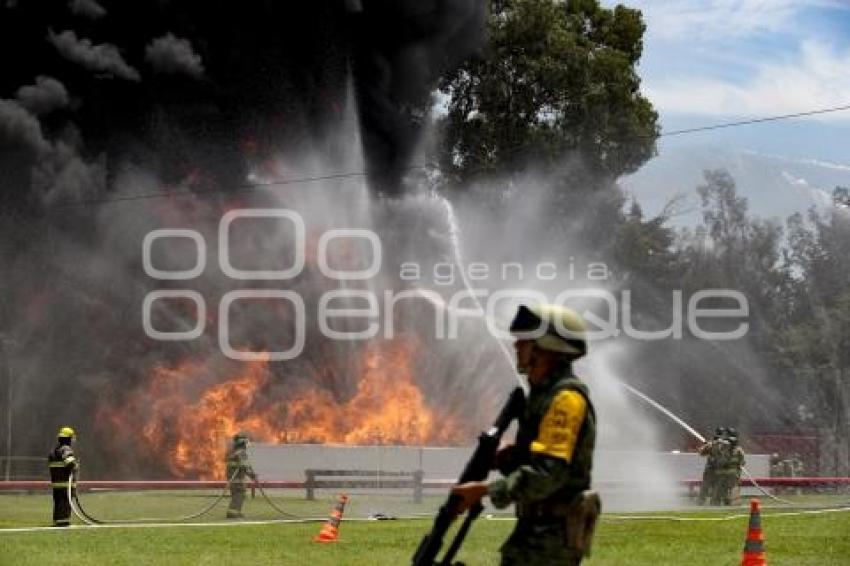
(412, 386, 525, 566)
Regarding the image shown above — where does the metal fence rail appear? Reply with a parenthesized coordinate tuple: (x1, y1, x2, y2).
(0, 457, 45, 481)
(304, 469, 425, 502)
(2, 477, 849, 493)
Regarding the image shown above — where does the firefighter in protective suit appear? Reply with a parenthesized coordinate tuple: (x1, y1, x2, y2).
(48, 426, 78, 527)
(226, 432, 257, 519)
(697, 427, 726, 505)
(716, 431, 745, 505)
(453, 305, 599, 566)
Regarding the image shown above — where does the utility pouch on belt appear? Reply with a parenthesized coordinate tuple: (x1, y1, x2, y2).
(565, 490, 601, 556)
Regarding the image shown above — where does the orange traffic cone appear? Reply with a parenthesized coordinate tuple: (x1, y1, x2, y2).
(313, 493, 349, 543)
(741, 498, 767, 565)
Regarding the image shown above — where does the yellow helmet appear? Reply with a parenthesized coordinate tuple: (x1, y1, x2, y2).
(510, 304, 587, 357)
(58, 426, 75, 439)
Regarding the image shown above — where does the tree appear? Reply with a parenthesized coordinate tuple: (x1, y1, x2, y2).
(834, 186, 850, 208)
(613, 199, 678, 289)
(696, 170, 750, 244)
(778, 206, 850, 474)
(438, 0, 658, 184)
(660, 170, 796, 440)
(686, 170, 787, 328)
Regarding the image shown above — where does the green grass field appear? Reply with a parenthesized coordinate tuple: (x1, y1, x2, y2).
(2, 491, 849, 565)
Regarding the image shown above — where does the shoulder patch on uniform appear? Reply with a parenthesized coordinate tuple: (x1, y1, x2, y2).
(530, 389, 587, 463)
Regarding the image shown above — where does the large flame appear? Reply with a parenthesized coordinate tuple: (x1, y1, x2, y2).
(99, 338, 463, 479)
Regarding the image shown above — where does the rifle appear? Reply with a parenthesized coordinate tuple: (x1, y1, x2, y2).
(412, 386, 526, 566)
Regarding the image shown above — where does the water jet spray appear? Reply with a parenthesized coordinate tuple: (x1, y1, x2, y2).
(434, 191, 712, 446)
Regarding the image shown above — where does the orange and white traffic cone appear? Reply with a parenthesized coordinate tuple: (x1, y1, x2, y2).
(313, 493, 349, 543)
(741, 498, 767, 566)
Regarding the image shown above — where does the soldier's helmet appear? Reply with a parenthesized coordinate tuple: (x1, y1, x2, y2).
(510, 304, 587, 358)
(58, 426, 75, 439)
(232, 432, 249, 446)
(714, 426, 726, 439)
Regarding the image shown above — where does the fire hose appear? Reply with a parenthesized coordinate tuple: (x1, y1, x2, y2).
(66, 469, 298, 525)
(68, 470, 234, 525)
(253, 481, 300, 518)
(67, 477, 98, 526)
(740, 467, 799, 506)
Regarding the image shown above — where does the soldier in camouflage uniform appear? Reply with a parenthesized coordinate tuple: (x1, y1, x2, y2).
(788, 453, 804, 495)
(453, 305, 598, 566)
(771, 452, 803, 495)
(770, 453, 787, 494)
(769, 453, 782, 476)
(225, 432, 257, 519)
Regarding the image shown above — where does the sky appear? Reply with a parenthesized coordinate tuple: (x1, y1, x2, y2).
(610, 0, 850, 159)
(604, 0, 850, 220)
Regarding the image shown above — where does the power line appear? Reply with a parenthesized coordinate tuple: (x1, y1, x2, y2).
(660, 103, 850, 137)
(44, 102, 850, 209)
(51, 170, 376, 209)
(50, 164, 437, 209)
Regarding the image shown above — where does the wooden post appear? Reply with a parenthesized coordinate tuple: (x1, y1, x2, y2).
(413, 469, 423, 504)
(305, 469, 315, 500)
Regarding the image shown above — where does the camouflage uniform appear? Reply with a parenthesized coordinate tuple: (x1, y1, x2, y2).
(225, 436, 257, 519)
(789, 455, 804, 495)
(488, 366, 596, 566)
(774, 454, 803, 495)
(777, 457, 802, 478)
(769, 454, 782, 477)
(771, 453, 795, 495)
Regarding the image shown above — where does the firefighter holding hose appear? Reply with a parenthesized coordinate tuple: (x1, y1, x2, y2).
(225, 432, 257, 519)
(452, 305, 600, 566)
(716, 429, 745, 505)
(47, 426, 78, 527)
(697, 427, 726, 505)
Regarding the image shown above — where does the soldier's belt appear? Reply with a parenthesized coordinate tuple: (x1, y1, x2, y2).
(516, 500, 574, 520)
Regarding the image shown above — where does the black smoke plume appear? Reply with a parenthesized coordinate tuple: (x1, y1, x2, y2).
(0, 0, 486, 200)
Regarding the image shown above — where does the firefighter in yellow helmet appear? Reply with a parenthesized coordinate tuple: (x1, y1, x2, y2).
(47, 427, 78, 527)
(453, 304, 599, 565)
